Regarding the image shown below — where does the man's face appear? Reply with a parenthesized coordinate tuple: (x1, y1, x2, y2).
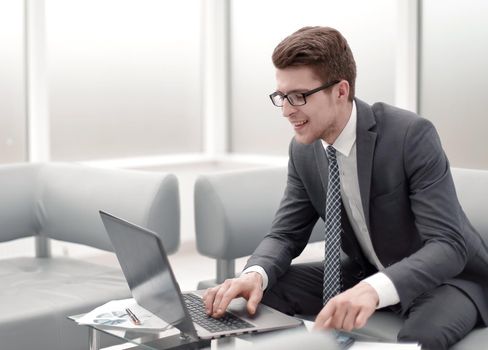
(275, 66, 344, 145)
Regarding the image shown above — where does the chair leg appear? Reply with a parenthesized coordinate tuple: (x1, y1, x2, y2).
(35, 236, 51, 257)
(216, 259, 235, 284)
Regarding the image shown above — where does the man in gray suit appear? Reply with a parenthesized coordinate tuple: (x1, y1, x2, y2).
(203, 26, 488, 349)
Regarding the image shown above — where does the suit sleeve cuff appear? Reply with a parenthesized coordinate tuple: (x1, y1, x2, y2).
(242, 265, 268, 291)
(362, 272, 400, 309)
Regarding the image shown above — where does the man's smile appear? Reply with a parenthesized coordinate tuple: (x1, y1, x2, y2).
(292, 120, 309, 129)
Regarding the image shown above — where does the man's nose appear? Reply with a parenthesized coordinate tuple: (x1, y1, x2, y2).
(282, 99, 297, 118)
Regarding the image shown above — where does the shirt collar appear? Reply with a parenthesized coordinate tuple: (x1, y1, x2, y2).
(321, 101, 357, 157)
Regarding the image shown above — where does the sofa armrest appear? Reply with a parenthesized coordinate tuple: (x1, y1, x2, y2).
(36, 163, 180, 254)
(194, 166, 324, 260)
(0, 163, 40, 243)
(451, 167, 488, 236)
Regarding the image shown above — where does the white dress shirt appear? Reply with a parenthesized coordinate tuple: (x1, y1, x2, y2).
(244, 102, 400, 309)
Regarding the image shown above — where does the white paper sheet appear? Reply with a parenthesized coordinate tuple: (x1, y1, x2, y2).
(77, 298, 171, 330)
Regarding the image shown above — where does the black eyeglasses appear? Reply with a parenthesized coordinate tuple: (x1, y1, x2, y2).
(269, 80, 341, 107)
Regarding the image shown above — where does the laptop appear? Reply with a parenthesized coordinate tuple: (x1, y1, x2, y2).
(99, 210, 303, 341)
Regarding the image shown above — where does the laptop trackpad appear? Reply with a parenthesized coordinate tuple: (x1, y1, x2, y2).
(228, 298, 293, 327)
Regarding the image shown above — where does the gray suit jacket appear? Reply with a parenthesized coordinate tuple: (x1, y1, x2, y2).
(245, 98, 488, 323)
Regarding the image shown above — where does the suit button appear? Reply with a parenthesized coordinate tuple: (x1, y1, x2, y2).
(356, 271, 365, 279)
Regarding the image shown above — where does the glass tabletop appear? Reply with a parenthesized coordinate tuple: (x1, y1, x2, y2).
(69, 314, 287, 350)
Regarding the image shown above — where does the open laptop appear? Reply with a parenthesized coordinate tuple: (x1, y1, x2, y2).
(99, 210, 303, 341)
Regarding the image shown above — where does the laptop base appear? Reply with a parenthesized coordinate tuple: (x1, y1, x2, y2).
(140, 333, 211, 350)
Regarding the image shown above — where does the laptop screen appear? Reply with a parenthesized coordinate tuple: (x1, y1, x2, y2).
(100, 211, 198, 338)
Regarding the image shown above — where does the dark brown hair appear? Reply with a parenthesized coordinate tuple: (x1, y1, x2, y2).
(272, 26, 356, 101)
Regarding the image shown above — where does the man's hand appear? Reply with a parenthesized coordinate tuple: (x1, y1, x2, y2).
(203, 272, 264, 318)
(313, 282, 379, 332)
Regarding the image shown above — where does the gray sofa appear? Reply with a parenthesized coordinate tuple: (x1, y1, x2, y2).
(0, 163, 180, 350)
(194, 166, 488, 349)
(194, 166, 325, 288)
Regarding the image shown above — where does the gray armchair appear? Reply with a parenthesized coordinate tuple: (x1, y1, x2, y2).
(193, 166, 488, 349)
(0, 162, 180, 350)
(194, 166, 324, 289)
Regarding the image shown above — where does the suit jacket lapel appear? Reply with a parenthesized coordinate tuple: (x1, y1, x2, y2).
(355, 99, 377, 232)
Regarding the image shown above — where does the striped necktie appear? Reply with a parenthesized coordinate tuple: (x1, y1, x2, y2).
(323, 145, 342, 305)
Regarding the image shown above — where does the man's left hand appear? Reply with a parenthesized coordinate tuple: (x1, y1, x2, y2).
(313, 282, 379, 332)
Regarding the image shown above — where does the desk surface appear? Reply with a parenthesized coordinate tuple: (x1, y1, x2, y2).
(70, 314, 417, 350)
(69, 314, 308, 350)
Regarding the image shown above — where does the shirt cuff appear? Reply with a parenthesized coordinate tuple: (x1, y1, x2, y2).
(362, 272, 400, 309)
(242, 265, 269, 291)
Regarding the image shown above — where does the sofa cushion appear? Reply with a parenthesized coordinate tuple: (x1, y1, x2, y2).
(357, 310, 488, 349)
(0, 257, 130, 350)
(451, 326, 488, 349)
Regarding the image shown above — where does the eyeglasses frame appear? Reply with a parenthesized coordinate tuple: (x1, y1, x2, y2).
(269, 79, 341, 107)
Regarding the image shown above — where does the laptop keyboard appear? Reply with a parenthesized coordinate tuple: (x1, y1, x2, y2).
(183, 293, 254, 333)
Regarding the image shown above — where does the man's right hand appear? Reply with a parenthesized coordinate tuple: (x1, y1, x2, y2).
(202, 272, 264, 318)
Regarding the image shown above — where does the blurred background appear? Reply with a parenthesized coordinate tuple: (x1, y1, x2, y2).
(1, 0, 487, 279)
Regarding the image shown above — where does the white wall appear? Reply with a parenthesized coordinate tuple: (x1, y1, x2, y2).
(45, 0, 203, 161)
(1, 0, 487, 168)
(420, 0, 488, 169)
(0, 0, 26, 163)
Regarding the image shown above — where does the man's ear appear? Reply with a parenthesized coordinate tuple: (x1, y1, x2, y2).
(337, 80, 350, 101)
